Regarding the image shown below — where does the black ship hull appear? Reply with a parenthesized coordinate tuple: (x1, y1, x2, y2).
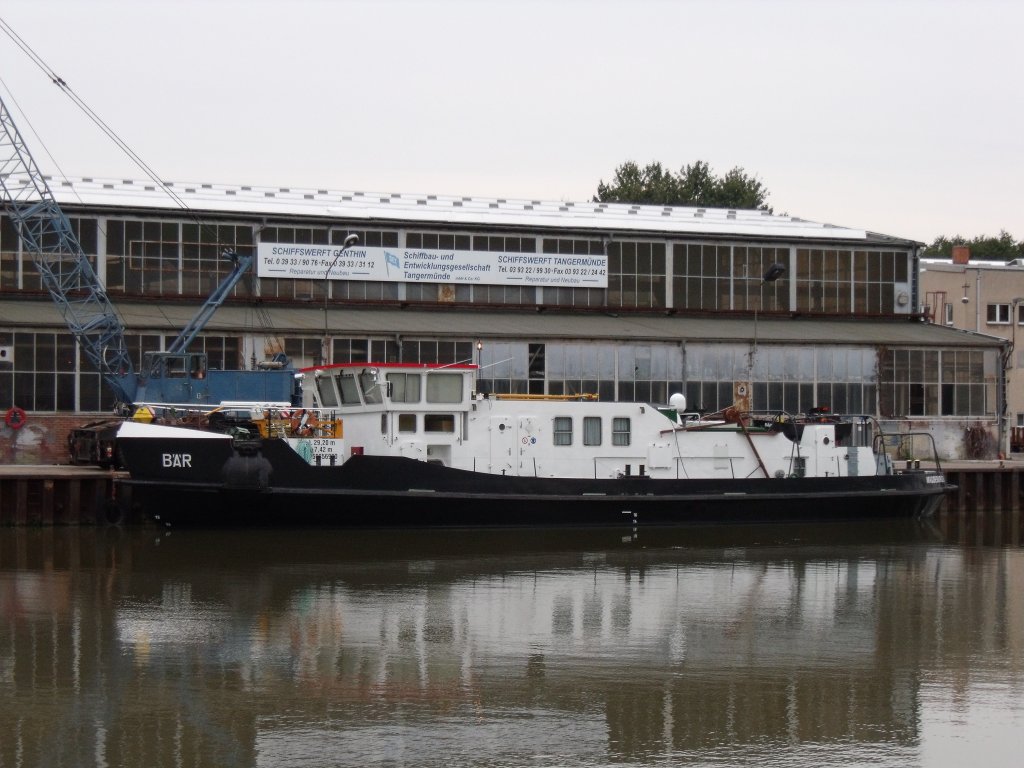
(116, 435, 951, 528)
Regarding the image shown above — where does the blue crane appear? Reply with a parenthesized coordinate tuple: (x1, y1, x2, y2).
(0, 95, 137, 404)
(0, 92, 293, 412)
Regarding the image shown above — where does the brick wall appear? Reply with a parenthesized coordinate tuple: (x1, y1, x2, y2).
(1, 413, 108, 465)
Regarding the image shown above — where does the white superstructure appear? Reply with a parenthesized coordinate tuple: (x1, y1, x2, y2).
(298, 363, 884, 481)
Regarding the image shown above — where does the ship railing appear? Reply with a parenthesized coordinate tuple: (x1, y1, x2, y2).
(487, 393, 600, 401)
(129, 401, 267, 431)
(257, 407, 342, 439)
(130, 402, 342, 440)
(872, 429, 945, 475)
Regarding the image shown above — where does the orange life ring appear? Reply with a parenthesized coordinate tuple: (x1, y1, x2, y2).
(5, 406, 27, 430)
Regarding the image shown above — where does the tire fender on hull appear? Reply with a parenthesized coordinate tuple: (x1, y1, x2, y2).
(222, 451, 273, 490)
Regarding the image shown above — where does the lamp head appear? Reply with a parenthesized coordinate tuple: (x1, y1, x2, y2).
(343, 233, 359, 248)
(762, 262, 786, 283)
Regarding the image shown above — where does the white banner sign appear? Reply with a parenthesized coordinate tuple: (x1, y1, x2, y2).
(256, 243, 607, 288)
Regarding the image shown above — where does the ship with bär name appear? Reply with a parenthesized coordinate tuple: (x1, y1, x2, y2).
(113, 361, 953, 527)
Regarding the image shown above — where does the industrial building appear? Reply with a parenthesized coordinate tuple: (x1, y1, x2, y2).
(0, 177, 1005, 462)
(920, 246, 1024, 452)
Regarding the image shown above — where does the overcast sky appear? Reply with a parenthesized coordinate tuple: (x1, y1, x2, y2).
(1, 0, 1020, 243)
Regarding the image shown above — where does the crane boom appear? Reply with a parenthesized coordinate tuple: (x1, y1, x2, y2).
(1, 92, 268, 409)
(0, 95, 136, 404)
(164, 249, 253, 356)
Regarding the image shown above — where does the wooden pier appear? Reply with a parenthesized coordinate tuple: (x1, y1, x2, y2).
(936, 460, 1023, 513)
(0, 461, 1021, 525)
(0, 465, 129, 525)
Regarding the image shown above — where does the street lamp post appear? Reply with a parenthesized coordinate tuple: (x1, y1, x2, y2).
(749, 261, 787, 361)
(741, 262, 787, 411)
(322, 233, 359, 364)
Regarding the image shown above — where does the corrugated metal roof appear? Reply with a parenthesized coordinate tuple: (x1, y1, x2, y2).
(0, 299, 1001, 348)
(30, 174, 919, 245)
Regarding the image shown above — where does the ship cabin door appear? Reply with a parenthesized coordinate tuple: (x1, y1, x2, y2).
(490, 416, 515, 475)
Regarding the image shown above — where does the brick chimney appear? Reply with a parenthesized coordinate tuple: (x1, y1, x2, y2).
(952, 245, 970, 264)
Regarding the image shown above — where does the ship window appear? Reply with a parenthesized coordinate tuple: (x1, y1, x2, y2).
(553, 416, 572, 446)
(398, 413, 416, 432)
(360, 369, 383, 404)
(612, 417, 631, 446)
(426, 372, 462, 403)
(583, 416, 601, 446)
(317, 375, 339, 407)
(339, 373, 361, 404)
(424, 414, 455, 432)
(387, 372, 421, 403)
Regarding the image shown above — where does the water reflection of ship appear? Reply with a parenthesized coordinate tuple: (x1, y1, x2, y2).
(1, 520, 1021, 767)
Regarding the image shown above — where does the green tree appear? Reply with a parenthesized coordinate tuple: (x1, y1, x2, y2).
(594, 161, 681, 206)
(677, 160, 717, 204)
(921, 230, 1024, 261)
(594, 160, 771, 210)
(713, 166, 770, 210)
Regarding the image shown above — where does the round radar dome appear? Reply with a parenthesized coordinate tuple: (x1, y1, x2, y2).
(669, 393, 687, 412)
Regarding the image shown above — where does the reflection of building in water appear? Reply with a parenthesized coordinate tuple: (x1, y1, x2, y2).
(238, 560, 916, 759)
(0, 526, 1022, 766)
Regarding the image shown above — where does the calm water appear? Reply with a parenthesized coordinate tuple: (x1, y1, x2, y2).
(1, 513, 1022, 768)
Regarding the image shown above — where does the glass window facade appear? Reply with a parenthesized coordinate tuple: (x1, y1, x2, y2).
(878, 348, 996, 417)
(671, 243, 792, 312)
(0, 214, 16, 290)
(1, 330, 996, 417)
(683, 343, 879, 415)
(106, 220, 255, 298)
(4, 211, 919, 317)
(2, 216, 98, 292)
(475, 342, 683, 404)
(732, 247, 790, 311)
(797, 249, 908, 315)
(672, 243, 731, 311)
(284, 337, 324, 369)
(0, 330, 238, 413)
(331, 338, 474, 367)
(167, 335, 242, 371)
(608, 241, 667, 309)
(1, 206, 995, 424)
(0, 332, 77, 412)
